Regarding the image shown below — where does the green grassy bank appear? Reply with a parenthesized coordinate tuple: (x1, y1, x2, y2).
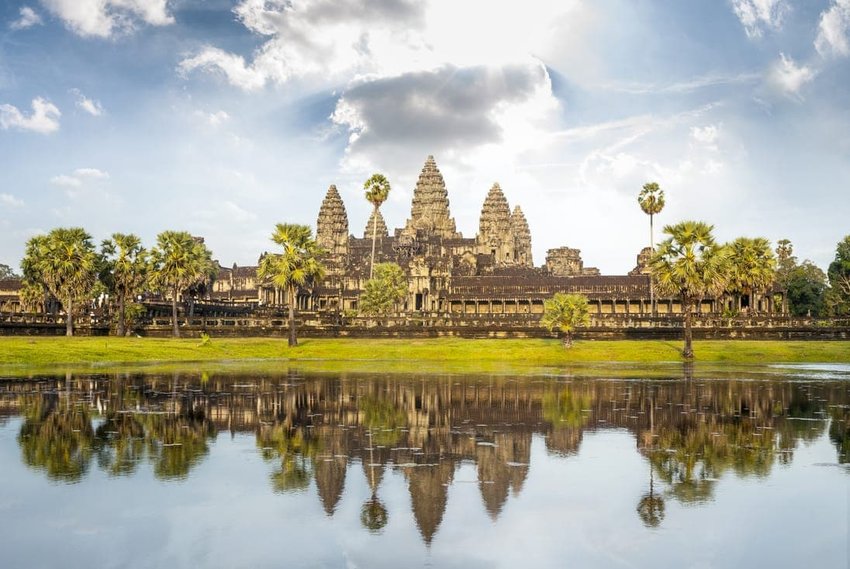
(0, 337, 847, 371)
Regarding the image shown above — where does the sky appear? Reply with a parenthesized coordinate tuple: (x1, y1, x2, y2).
(1, 0, 848, 274)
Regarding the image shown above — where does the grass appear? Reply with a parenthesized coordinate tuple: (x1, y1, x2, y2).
(0, 336, 847, 374)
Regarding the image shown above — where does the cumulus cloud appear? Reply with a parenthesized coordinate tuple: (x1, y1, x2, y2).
(179, 0, 426, 90)
(70, 88, 104, 116)
(731, 0, 788, 38)
(815, 0, 850, 57)
(50, 169, 110, 195)
(691, 124, 720, 148)
(0, 194, 25, 208)
(331, 61, 558, 173)
(768, 53, 817, 99)
(10, 6, 43, 30)
(0, 97, 61, 134)
(39, 0, 174, 38)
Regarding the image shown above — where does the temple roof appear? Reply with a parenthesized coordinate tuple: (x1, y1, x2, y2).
(403, 156, 458, 238)
(363, 208, 389, 239)
(316, 184, 349, 252)
(478, 183, 512, 242)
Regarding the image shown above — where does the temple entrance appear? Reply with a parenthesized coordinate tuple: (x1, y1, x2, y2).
(415, 293, 423, 311)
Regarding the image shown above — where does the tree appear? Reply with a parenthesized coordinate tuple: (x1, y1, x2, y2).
(148, 231, 215, 338)
(101, 233, 148, 336)
(775, 239, 796, 288)
(638, 182, 665, 315)
(540, 292, 590, 348)
(827, 235, 850, 316)
(0, 263, 18, 279)
(257, 223, 326, 347)
(21, 228, 100, 336)
(364, 173, 391, 279)
(650, 221, 730, 359)
(786, 261, 828, 317)
(726, 237, 776, 314)
(359, 262, 407, 317)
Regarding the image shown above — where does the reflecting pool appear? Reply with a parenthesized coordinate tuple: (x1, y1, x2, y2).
(0, 366, 848, 568)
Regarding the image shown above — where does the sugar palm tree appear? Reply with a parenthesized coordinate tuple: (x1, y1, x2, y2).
(101, 233, 148, 336)
(149, 231, 215, 338)
(650, 221, 730, 359)
(638, 182, 665, 315)
(727, 237, 776, 314)
(540, 292, 591, 348)
(21, 228, 99, 336)
(257, 223, 326, 347)
(364, 173, 391, 279)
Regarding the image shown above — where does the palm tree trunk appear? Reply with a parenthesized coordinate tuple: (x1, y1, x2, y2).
(288, 285, 297, 347)
(172, 287, 180, 338)
(369, 205, 379, 280)
(682, 295, 694, 359)
(649, 213, 655, 316)
(66, 295, 73, 337)
(562, 331, 573, 349)
(117, 292, 126, 337)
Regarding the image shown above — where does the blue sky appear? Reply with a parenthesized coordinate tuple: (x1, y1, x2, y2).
(1, 0, 848, 274)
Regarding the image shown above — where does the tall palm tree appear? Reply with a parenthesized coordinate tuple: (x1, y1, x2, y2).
(540, 292, 591, 348)
(364, 173, 391, 279)
(101, 233, 148, 336)
(727, 237, 776, 314)
(650, 221, 730, 359)
(257, 223, 326, 347)
(149, 231, 215, 338)
(638, 183, 665, 314)
(21, 228, 99, 336)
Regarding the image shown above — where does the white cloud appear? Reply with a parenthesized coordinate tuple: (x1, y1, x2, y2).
(691, 124, 720, 148)
(50, 168, 110, 197)
(0, 194, 25, 208)
(39, 0, 174, 38)
(10, 6, 43, 30)
(70, 88, 104, 116)
(815, 0, 850, 57)
(193, 109, 230, 127)
(768, 53, 817, 99)
(0, 97, 61, 134)
(731, 0, 788, 38)
(50, 175, 82, 187)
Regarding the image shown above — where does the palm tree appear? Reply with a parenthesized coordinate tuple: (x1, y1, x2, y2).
(364, 173, 391, 279)
(650, 221, 730, 358)
(540, 292, 591, 348)
(21, 228, 99, 336)
(638, 182, 665, 315)
(148, 231, 215, 338)
(101, 233, 148, 336)
(257, 223, 326, 347)
(727, 237, 776, 314)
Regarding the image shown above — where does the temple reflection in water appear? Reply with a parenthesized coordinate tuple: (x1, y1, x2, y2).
(2, 371, 848, 544)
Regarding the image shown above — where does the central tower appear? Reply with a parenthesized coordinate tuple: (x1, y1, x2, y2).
(402, 156, 459, 239)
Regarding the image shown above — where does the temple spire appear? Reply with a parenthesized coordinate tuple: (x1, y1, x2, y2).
(316, 184, 349, 257)
(403, 155, 458, 238)
(363, 208, 389, 239)
(511, 205, 532, 266)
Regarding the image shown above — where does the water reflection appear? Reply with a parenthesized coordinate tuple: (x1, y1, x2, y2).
(1, 370, 848, 546)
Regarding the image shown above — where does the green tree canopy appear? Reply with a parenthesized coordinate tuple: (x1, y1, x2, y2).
(726, 237, 776, 313)
(257, 223, 326, 346)
(101, 233, 148, 336)
(827, 235, 850, 316)
(650, 221, 730, 358)
(148, 231, 215, 337)
(0, 263, 19, 279)
(541, 292, 590, 348)
(786, 261, 828, 317)
(21, 227, 100, 336)
(360, 262, 407, 316)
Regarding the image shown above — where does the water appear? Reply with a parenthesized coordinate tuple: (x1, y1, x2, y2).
(0, 367, 848, 568)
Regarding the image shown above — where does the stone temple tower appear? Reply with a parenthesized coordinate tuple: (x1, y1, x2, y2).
(402, 156, 459, 239)
(510, 205, 532, 267)
(316, 184, 349, 258)
(363, 208, 389, 239)
(477, 183, 514, 264)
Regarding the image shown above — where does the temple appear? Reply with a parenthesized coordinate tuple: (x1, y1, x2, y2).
(213, 155, 782, 316)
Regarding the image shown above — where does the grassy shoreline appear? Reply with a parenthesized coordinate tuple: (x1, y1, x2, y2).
(0, 337, 847, 372)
